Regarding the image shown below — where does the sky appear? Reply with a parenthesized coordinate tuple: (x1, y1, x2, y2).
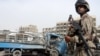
(0, 0, 100, 32)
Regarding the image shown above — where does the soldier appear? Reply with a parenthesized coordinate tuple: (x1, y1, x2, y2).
(65, 0, 96, 56)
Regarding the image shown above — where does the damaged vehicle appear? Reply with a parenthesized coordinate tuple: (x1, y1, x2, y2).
(45, 33, 67, 56)
(0, 32, 49, 56)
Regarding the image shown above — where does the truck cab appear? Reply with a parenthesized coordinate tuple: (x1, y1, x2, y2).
(45, 33, 67, 56)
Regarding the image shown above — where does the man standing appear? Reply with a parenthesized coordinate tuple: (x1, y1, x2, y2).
(65, 0, 96, 56)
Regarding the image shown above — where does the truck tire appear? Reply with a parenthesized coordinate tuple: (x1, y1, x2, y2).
(13, 50, 22, 56)
(50, 50, 59, 56)
(0, 51, 5, 56)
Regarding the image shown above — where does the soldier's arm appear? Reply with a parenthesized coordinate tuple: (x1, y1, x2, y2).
(89, 16, 96, 41)
(90, 16, 96, 41)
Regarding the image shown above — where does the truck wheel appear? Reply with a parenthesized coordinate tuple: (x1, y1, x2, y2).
(13, 50, 22, 56)
(50, 50, 59, 56)
(0, 51, 5, 56)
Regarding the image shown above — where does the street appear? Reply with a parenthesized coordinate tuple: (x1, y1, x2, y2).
(0, 50, 100, 56)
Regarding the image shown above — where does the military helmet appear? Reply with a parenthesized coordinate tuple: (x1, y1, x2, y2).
(75, 0, 90, 13)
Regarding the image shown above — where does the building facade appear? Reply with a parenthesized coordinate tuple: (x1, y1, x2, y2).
(42, 21, 69, 36)
(56, 21, 68, 36)
(19, 25, 38, 33)
(0, 30, 11, 41)
(42, 27, 56, 35)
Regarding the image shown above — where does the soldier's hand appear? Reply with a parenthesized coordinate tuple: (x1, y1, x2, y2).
(65, 35, 71, 42)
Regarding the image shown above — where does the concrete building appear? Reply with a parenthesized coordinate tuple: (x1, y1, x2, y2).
(43, 27, 56, 35)
(0, 30, 11, 41)
(56, 21, 68, 36)
(42, 21, 69, 36)
(0, 30, 10, 34)
(19, 25, 38, 33)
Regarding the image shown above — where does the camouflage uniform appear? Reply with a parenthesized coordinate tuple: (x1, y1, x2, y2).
(73, 13, 96, 56)
(69, 0, 96, 56)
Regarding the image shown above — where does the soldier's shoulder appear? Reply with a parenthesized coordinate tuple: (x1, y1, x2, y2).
(88, 15, 96, 21)
(88, 14, 96, 19)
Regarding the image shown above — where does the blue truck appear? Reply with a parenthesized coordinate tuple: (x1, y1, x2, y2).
(0, 33, 49, 56)
(0, 32, 67, 56)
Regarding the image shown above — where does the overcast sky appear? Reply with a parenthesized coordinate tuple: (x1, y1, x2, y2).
(0, 0, 100, 32)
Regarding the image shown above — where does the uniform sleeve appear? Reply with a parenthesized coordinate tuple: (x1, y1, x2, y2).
(92, 27, 96, 41)
(84, 16, 95, 40)
(91, 17, 96, 41)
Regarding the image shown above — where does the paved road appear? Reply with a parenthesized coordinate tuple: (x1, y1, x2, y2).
(67, 50, 100, 56)
(0, 50, 100, 56)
